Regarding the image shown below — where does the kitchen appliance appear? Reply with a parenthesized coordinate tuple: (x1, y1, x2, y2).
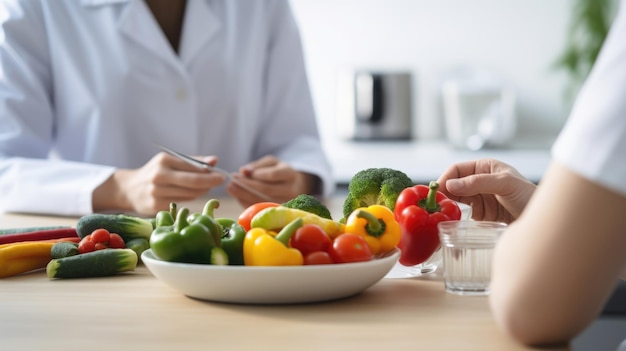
(337, 70, 413, 140)
(441, 68, 517, 150)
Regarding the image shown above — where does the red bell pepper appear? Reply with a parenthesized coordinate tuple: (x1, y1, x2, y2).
(394, 181, 461, 266)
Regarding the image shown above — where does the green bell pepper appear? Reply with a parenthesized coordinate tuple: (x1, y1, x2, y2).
(187, 199, 222, 247)
(150, 207, 223, 264)
(155, 202, 177, 228)
(216, 218, 246, 265)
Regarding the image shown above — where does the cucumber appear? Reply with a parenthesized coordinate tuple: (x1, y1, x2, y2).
(50, 242, 79, 259)
(0, 226, 71, 235)
(125, 238, 150, 263)
(46, 248, 138, 279)
(76, 214, 153, 242)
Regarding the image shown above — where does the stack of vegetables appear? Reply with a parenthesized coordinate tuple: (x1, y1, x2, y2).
(148, 168, 418, 267)
(0, 227, 80, 278)
(0, 167, 464, 277)
(0, 212, 153, 279)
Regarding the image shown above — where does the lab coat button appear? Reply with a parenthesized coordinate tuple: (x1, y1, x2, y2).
(176, 89, 188, 101)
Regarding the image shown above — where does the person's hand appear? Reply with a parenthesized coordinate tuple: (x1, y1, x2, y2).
(436, 158, 537, 224)
(92, 152, 227, 215)
(226, 155, 320, 208)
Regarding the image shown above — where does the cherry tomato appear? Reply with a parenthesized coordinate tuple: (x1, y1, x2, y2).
(237, 202, 280, 231)
(94, 242, 108, 251)
(108, 233, 126, 249)
(78, 239, 96, 254)
(289, 224, 331, 256)
(304, 251, 335, 265)
(90, 228, 111, 244)
(329, 233, 373, 263)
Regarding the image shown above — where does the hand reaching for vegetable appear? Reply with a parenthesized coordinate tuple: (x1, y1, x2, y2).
(436, 158, 537, 224)
(226, 155, 320, 208)
(92, 152, 227, 216)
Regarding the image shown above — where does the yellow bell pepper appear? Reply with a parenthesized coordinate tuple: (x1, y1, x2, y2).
(344, 205, 401, 255)
(244, 218, 304, 266)
(0, 241, 55, 278)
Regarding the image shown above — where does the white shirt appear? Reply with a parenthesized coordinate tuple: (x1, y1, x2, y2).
(552, 0, 626, 197)
(0, 0, 334, 215)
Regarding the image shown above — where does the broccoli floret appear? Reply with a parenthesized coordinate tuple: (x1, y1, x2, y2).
(342, 168, 414, 221)
(282, 194, 332, 220)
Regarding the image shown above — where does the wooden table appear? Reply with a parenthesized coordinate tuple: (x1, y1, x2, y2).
(0, 198, 570, 351)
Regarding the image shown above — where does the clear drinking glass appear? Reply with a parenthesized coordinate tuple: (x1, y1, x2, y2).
(438, 220, 507, 295)
(385, 202, 472, 279)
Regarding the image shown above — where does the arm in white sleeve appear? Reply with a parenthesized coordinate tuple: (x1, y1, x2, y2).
(0, 2, 111, 216)
(0, 158, 115, 216)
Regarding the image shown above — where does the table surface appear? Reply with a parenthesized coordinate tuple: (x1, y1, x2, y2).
(0, 197, 570, 351)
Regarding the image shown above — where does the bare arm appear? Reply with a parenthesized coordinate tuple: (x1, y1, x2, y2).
(490, 161, 626, 346)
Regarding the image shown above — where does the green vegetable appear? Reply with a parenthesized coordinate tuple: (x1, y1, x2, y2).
(342, 167, 414, 222)
(282, 194, 332, 220)
(76, 213, 153, 242)
(251, 206, 345, 238)
(155, 202, 177, 228)
(0, 226, 71, 235)
(50, 242, 79, 259)
(149, 207, 224, 264)
(207, 247, 229, 265)
(46, 248, 138, 279)
(187, 199, 222, 247)
(216, 218, 246, 265)
(125, 238, 150, 263)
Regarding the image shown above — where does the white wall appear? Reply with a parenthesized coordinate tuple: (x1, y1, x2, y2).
(290, 0, 574, 147)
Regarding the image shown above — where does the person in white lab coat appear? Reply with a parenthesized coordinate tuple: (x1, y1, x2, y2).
(436, 1, 626, 346)
(0, 0, 334, 216)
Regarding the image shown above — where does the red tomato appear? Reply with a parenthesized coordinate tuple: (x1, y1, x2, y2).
(329, 233, 373, 263)
(78, 239, 96, 254)
(304, 251, 335, 265)
(289, 224, 331, 256)
(237, 202, 280, 231)
(94, 242, 108, 251)
(90, 228, 111, 244)
(108, 233, 126, 249)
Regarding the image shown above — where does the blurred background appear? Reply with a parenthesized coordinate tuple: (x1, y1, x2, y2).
(290, 0, 615, 186)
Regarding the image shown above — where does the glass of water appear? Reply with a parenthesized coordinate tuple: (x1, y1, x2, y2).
(438, 220, 507, 295)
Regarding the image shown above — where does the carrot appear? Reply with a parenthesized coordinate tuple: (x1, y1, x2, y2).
(0, 228, 78, 245)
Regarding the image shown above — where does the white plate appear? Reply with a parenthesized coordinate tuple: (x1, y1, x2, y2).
(142, 248, 399, 304)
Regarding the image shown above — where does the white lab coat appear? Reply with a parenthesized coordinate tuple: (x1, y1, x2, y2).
(0, 0, 334, 215)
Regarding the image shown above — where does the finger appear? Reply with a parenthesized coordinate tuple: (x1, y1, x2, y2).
(444, 173, 513, 197)
(157, 152, 218, 173)
(226, 175, 275, 205)
(239, 156, 280, 177)
(437, 160, 477, 182)
(248, 163, 295, 184)
(155, 168, 227, 191)
(152, 184, 207, 201)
